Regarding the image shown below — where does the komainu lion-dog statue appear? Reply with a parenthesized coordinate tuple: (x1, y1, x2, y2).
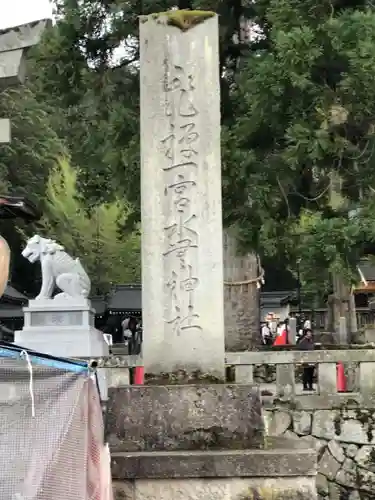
(22, 235, 91, 300)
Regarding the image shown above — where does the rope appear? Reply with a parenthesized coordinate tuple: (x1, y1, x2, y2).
(224, 268, 265, 287)
(20, 350, 35, 418)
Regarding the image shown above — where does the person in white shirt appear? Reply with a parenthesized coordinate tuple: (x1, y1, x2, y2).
(121, 317, 138, 353)
(261, 322, 272, 345)
(304, 319, 311, 330)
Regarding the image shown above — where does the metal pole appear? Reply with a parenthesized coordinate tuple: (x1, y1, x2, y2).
(297, 259, 302, 316)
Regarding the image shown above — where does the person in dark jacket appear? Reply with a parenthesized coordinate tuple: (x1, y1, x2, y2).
(298, 329, 315, 391)
(122, 317, 138, 354)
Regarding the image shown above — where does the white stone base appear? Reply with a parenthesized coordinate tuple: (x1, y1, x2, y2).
(14, 326, 108, 358)
(14, 298, 109, 398)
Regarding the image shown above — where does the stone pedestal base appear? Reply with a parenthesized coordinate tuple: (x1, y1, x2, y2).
(112, 449, 317, 500)
(106, 385, 317, 499)
(113, 476, 316, 500)
(14, 298, 108, 357)
(14, 298, 109, 397)
(15, 326, 108, 358)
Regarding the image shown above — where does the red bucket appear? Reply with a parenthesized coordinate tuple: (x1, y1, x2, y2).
(336, 363, 347, 392)
(134, 366, 144, 385)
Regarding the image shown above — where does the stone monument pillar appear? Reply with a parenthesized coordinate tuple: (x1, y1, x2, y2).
(107, 11, 317, 500)
(140, 11, 225, 379)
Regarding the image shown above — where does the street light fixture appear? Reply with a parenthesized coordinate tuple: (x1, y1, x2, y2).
(296, 258, 302, 316)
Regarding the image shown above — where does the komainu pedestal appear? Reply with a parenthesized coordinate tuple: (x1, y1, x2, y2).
(14, 298, 109, 399)
(14, 298, 108, 358)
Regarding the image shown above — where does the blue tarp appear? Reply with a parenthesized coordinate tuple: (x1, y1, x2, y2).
(0, 340, 90, 374)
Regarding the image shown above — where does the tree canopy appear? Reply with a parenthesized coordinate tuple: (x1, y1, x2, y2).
(0, 85, 67, 295)
(38, 157, 141, 293)
(3, 0, 375, 299)
(223, 0, 375, 296)
(0, 86, 66, 202)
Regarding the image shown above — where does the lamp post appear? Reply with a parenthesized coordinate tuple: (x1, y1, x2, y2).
(297, 258, 302, 316)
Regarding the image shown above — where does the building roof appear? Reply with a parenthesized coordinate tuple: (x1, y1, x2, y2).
(0, 196, 41, 221)
(3, 285, 28, 303)
(107, 284, 141, 312)
(0, 305, 22, 318)
(90, 296, 106, 316)
(357, 260, 375, 283)
(260, 290, 296, 307)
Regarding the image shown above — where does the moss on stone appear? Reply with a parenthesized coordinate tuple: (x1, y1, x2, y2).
(272, 398, 299, 411)
(150, 10, 215, 31)
(263, 435, 271, 450)
(351, 408, 375, 442)
(354, 408, 370, 425)
(266, 343, 375, 351)
(369, 448, 375, 464)
(145, 369, 224, 385)
(238, 487, 306, 500)
(333, 412, 342, 436)
(367, 421, 374, 442)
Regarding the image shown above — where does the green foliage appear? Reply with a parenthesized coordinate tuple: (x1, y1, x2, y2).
(0, 86, 67, 295)
(38, 158, 141, 293)
(222, 0, 375, 297)
(29, 38, 140, 207)
(28, 0, 252, 211)
(0, 87, 66, 202)
(20, 0, 375, 299)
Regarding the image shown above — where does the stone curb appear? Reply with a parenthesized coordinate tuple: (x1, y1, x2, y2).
(111, 448, 317, 479)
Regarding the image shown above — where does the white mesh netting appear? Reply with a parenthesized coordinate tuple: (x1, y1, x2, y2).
(0, 351, 113, 500)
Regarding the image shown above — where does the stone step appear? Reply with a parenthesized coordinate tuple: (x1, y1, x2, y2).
(111, 447, 317, 480)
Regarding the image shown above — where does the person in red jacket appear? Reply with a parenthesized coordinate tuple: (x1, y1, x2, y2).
(273, 319, 289, 346)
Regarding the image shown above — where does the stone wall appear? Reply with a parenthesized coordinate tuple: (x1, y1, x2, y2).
(265, 407, 375, 500)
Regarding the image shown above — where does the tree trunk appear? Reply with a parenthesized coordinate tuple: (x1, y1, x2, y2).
(330, 274, 357, 342)
(328, 172, 357, 342)
(223, 229, 261, 351)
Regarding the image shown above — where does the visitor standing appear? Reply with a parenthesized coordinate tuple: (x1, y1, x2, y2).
(298, 329, 315, 391)
(261, 322, 272, 345)
(273, 319, 289, 346)
(303, 318, 311, 332)
(121, 317, 138, 354)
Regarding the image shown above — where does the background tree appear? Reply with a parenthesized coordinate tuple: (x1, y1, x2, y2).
(28, 0, 254, 207)
(22, 0, 375, 334)
(0, 86, 66, 295)
(37, 158, 141, 294)
(27, 0, 266, 346)
(223, 1, 375, 325)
